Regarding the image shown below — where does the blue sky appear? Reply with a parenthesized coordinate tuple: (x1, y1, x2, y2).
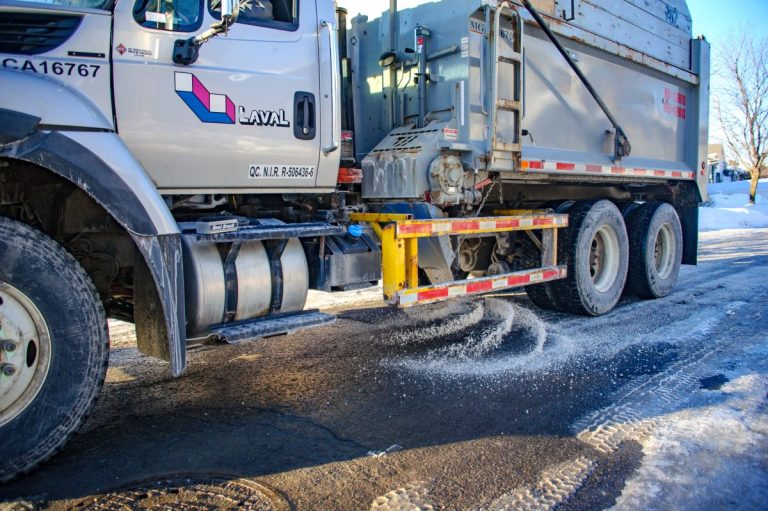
(687, 0, 767, 147)
(690, 0, 768, 46)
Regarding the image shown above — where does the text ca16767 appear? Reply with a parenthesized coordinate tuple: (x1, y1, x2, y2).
(2, 58, 100, 77)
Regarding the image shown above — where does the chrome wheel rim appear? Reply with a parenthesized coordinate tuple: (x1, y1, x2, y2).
(654, 223, 675, 279)
(0, 282, 52, 426)
(589, 225, 621, 293)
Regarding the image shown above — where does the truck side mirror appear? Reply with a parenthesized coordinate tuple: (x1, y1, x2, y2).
(173, 0, 241, 65)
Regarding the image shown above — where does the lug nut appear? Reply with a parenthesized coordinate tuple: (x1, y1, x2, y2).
(2, 340, 16, 353)
(1, 363, 16, 377)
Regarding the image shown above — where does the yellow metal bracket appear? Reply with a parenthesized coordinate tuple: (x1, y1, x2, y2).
(349, 212, 417, 298)
(349, 211, 568, 307)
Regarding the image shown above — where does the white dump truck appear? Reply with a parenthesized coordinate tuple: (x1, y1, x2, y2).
(0, 0, 708, 480)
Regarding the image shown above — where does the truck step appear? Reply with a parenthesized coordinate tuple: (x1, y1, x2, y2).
(182, 220, 345, 243)
(210, 310, 336, 344)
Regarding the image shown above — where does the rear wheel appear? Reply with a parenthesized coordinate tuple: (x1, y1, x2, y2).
(525, 283, 560, 311)
(0, 216, 108, 482)
(551, 200, 629, 316)
(626, 202, 683, 299)
(524, 202, 573, 312)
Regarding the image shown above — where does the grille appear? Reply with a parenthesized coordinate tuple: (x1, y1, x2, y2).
(371, 128, 440, 153)
(0, 12, 82, 55)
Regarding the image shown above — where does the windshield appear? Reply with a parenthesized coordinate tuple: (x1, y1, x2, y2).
(12, 0, 114, 11)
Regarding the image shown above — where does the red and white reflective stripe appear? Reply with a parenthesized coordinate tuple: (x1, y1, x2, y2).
(396, 214, 568, 237)
(397, 266, 567, 306)
(521, 160, 695, 180)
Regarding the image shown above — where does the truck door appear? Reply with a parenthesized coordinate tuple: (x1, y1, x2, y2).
(111, 0, 325, 192)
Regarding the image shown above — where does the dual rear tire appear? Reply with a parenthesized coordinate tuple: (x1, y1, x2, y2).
(526, 200, 682, 316)
(626, 202, 683, 299)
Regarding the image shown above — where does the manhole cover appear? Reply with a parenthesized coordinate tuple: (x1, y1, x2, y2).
(73, 476, 289, 511)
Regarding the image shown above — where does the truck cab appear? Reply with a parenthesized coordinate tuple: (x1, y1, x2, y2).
(0, 0, 361, 482)
(1, 0, 340, 191)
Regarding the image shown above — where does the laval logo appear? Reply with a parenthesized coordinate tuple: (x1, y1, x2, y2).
(116, 43, 126, 55)
(174, 72, 236, 124)
(174, 72, 290, 128)
(237, 106, 290, 127)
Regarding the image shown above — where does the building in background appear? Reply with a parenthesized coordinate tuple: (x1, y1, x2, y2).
(708, 143, 750, 182)
(708, 143, 726, 183)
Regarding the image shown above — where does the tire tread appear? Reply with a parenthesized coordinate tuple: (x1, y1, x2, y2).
(626, 202, 682, 299)
(550, 200, 629, 316)
(0, 216, 109, 483)
(550, 201, 599, 315)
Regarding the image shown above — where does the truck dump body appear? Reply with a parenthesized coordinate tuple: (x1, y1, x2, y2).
(351, 0, 708, 202)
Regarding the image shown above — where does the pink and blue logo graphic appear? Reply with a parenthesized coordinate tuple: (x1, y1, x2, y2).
(174, 72, 236, 124)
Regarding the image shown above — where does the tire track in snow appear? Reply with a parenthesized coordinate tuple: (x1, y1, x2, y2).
(611, 369, 768, 510)
(575, 339, 724, 453)
(370, 481, 435, 511)
(485, 457, 596, 511)
(489, 296, 753, 510)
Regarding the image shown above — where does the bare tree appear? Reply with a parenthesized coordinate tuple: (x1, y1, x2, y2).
(714, 28, 768, 204)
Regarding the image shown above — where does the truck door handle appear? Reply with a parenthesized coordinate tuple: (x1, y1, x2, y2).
(302, 97, 310, 135)
(293, 92, 316, 140)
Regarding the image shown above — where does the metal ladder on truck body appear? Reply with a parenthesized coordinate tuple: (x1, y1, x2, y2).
(487, 0, 524, 172)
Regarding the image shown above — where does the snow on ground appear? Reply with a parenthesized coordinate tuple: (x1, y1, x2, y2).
(611, 343, 768, 510)
(306, 284, 382, 310)
(700, 178, 768, 231)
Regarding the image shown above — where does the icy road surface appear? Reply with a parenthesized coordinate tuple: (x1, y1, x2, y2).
(1, 229, 767, 510)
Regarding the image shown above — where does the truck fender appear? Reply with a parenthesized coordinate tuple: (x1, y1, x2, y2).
(0, 68, 112, 130)
(0, 107, 187, 376)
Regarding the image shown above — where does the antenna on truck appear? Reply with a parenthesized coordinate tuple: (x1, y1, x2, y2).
(520, 0, 631, 162)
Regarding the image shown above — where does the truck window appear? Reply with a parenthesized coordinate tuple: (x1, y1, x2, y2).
(133, 0, 204, 33)
(210, 0, 298, 31)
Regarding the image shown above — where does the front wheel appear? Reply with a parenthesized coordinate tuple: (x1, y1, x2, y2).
(0, 217, 109, 482)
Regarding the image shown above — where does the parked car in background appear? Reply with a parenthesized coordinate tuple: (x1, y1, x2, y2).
(722, 168, 750, 182)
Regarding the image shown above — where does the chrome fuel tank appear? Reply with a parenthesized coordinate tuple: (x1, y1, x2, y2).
(182, 236, 309, 338)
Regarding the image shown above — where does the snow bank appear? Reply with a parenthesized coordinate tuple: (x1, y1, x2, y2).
(700, 178, 768, 231)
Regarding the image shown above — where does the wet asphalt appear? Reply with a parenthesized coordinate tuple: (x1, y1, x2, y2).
(1, 229, 767, 510)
